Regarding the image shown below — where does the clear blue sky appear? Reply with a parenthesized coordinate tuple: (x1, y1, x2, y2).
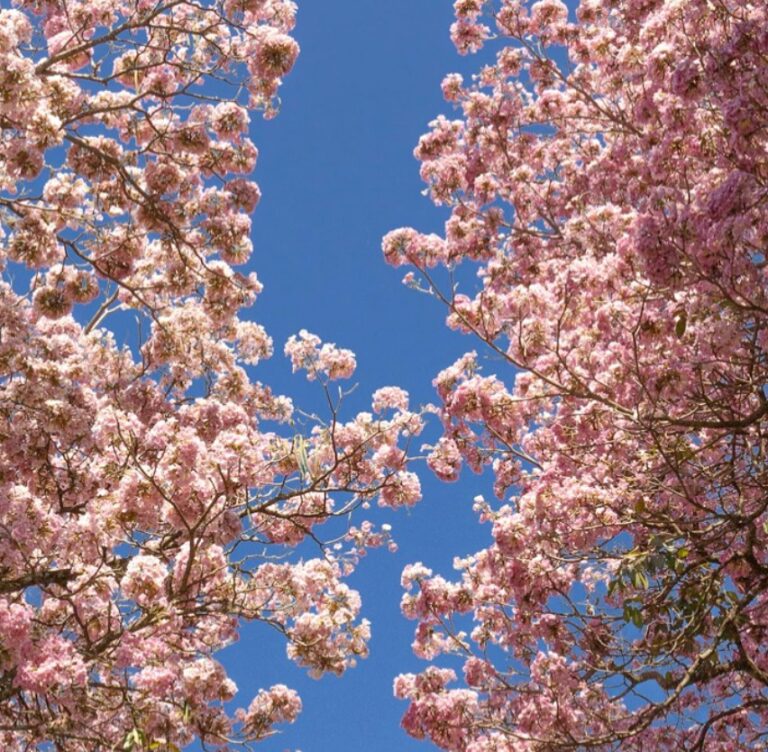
(222, 2, 500, 750)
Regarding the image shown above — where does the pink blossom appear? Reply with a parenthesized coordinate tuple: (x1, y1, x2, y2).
(372, 386, 410, 413)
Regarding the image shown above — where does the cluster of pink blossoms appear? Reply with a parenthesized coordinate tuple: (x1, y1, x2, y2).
(285, 329, 358, 381)
(387, 0, 768, 750)
(0, 0, 426, 749)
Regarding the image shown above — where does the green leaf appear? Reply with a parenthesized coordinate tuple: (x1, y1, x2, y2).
(675, 312, 687, 338)
(623, 604, 644, 628)
(122, 729, 143, 751)
(632, 570, 649, 590)
(293, 435, 311, 481)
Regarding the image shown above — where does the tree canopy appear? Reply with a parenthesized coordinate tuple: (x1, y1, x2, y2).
(1, 0, 767, 750)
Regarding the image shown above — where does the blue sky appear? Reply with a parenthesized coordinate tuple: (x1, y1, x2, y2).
(223, 2, 502, 750)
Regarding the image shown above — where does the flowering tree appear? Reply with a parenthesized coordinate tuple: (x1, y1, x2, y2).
(385, 0, 768, 749)
(0, 1, 424, 749)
